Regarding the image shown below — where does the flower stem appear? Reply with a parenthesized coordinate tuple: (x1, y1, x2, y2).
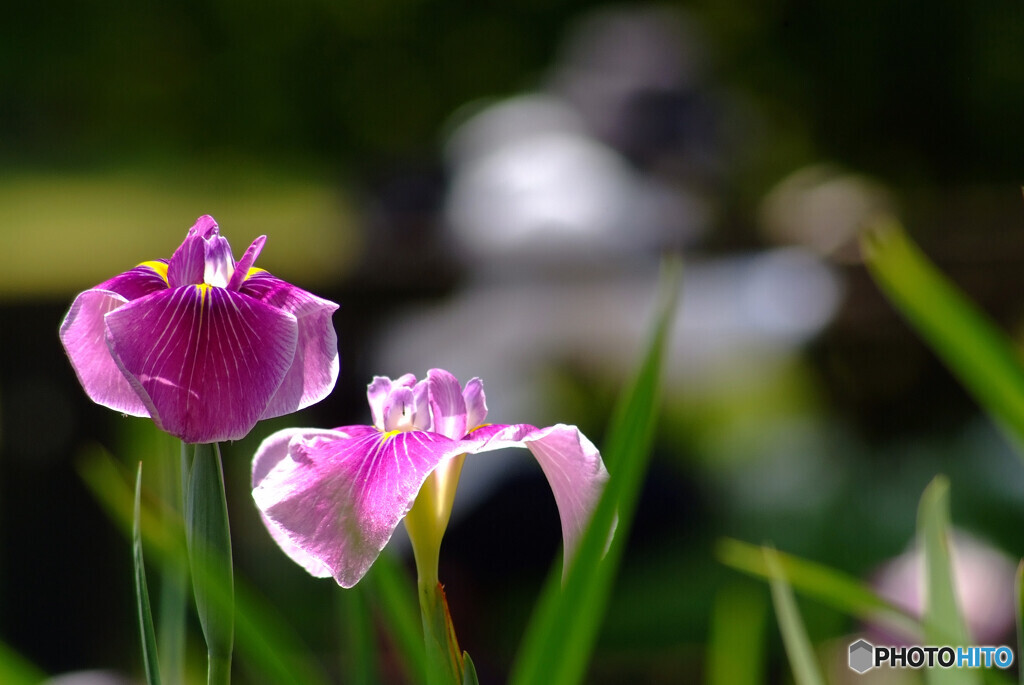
(184, 442, 235, 685)
(418, 578, 464, 685)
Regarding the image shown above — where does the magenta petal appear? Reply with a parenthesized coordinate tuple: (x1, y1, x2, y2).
(465, 423, 610, 568)
(59, 289, 150, 416)
(462, 377, 487, 432)
(253, 428, 461, 587)
(427, 369, 467, 439)
(105, 285, 298, 443)
(367, 377, 394, 429)
(203, 234, 236, 288)
(167, 232, 207, 288)
(95, 262, 169, 301)
(252, 427, 355, 579)
(226, 235, 266, 291)
(239, 271, 340, 419)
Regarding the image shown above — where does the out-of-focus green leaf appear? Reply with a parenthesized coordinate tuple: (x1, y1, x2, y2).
(706, 583, 767, 685)
(510, 260, 679, 685)
(134, 463, 162, 685)
(764, 547, 825, 685)
(0, 639, 45, 685)
(919, 476, 978, 685)
(717, 538, 921, 640)
(862, 218, 1024, 457)
(338, 583, 377, 685)
(462, 652, 480, 685)
(1016, 561, 1024, 685)
(78, 447, 330, 685)
(364, 553, 427, 681)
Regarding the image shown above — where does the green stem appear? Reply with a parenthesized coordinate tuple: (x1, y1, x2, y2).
(418, 578, 464, 685)
(156, 442, 189, 685)
(184, 442, 235, 685)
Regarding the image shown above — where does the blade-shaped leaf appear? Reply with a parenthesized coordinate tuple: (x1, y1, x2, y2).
(510, 259, 679, 685)
(717, 538, 922, 639)
(0, 639, 46, 684)
(338, 583, 377, 685)
(706, 583, 767, 685)
(365, 553, 427, 681)
(1016, 561, 1024, 685)
(919, 476, 979, 685)
(765, 547, 825, 685)
(134, 463, 162, 685)
(78, 447, 331, 685)
(861, 219, 1024, 456)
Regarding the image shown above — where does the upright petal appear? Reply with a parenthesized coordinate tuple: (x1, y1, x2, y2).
(59, 289, 150, 417)
(462, 377, 487, 431)
(427, 368, 468, 439)
(105, 285, 298, 443)
(239, 271, 340, 419)
(465, 423, 610, 568)
(253, 428, 462, 587)
(203, 233, 236, 288)
(167, 231, 207, 288)
(226, 235, 266, 291)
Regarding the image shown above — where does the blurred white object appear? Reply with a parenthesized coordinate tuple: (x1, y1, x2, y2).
(43, 672, 135, 685)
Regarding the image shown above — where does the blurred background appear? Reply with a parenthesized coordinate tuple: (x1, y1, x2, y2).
(5, 0, 1024, 682)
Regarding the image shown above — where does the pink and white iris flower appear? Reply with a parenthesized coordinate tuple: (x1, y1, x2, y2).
(59, 215, 340, 444)
(252, 369, 610, 588)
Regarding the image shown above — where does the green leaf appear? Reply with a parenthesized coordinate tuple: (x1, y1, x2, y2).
(185, 442, 235, 684)
(134, 463, 162, 685)
(1016, 561, 1024, 685)
(919, 476, 979, 685)
(764, 547, 825, 685)
(717, 538, 922, 639)
(0, 639, 46, 684)
(365, 553, 427, 681)
(861, 219, 1024, 456)
(79, 446, 332, 685)
(706, 583, 767, 685)
(462, 652, 480, 685)
(338, 582, 377, 685)
(510, 259, 679, 685)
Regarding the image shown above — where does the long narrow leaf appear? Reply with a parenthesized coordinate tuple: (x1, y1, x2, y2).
(706, 583, 767, 685)
(717, 538, 922, 639)
(1016, 561, 1024, 685)
(861, 219, 1024, 456)
(338, 583, 377, 685)
(919, 476, 978, 685)
(134, 463, 162, 685)
(78, 447, 331, 685)
(510, 260, 679, 685)
(764, 547, 825, 685)
(365, 553, 427, 681)
(0, 639, 46, 684)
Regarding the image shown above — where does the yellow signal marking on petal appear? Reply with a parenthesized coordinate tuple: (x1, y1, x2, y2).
(138, 260, 169, 284)
(380, 429, 402, 442)
(245, 266, 266, 281)
(196, 282, 211, 303)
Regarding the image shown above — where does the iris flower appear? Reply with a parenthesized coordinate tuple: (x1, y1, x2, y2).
(252, 369, 610, 588)
(60, 215, 340, 444)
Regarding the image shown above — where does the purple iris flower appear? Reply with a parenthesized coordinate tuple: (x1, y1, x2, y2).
(60, 215, 340, 444)
(252, 369, 610, 588)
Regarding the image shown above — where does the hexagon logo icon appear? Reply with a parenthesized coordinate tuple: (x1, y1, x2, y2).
(849, 639, 874, 673)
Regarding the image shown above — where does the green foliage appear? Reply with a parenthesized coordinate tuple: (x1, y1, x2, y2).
(134, 463, 162, 685)
(510, 260, 679, 685)
(764, 547, 825, 685)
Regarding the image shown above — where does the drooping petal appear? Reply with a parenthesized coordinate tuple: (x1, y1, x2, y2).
(239, 271, 340, 419)
(427, 368, 468, 439)
(59, 289, 150, 416)
(253, 428, 462, 587)
(462, 377, 487, 432)
(105, 284, 298, 443)
(251, 427, 359, 579)
(464, 423, 610, 568)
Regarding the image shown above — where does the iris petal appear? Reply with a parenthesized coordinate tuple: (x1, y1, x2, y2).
(464, 423, 610, 568)
(462, 377, 487, 431)
(427, 368, 468, 439)
(105, 285, 298, 443)
(59, 289, 150, 416)
(253, 427, 461, 587)
(239, 271, 340, 418)
(95, 262, 170, 300)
